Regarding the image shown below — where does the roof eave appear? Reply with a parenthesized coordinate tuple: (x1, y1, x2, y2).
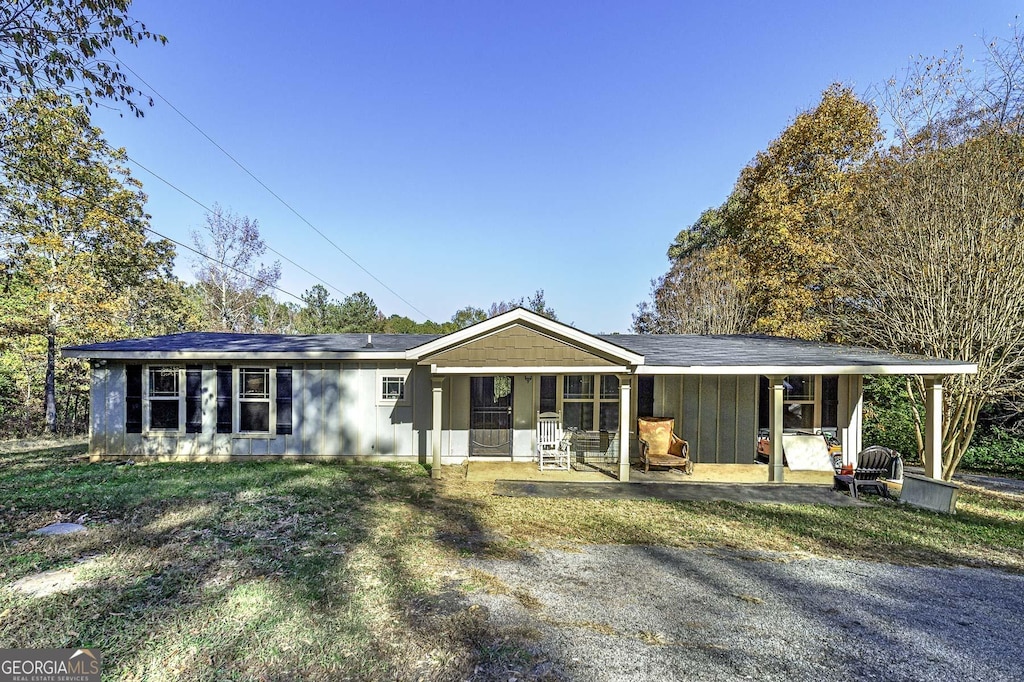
(61, 350, 412, 361)
(635, 363, 978, 375)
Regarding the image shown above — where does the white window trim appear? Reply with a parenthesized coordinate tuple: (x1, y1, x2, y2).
(377, 369, 412, 406)
(143, 365, 185, 434)
(233, 366, 276, 436)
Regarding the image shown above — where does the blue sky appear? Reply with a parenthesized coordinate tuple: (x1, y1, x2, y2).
(93, 1, 1019, 333)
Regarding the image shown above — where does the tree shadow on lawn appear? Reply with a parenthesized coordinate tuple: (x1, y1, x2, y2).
(0, 449, 558, 681)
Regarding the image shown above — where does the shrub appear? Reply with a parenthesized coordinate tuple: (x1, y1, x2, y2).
(960, 426, 1024, 476)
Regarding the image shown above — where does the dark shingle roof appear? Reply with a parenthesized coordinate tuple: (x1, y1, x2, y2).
(600, 334, 967, 368)
(64, 330, 971, 370)
(65, 332, 440, 354)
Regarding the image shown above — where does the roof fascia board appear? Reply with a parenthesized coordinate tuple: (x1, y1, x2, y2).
(406, 308, 645, 365)
(61, 350, 411, 361)
(430, 365, 631, 375)
(635, 364, 978, 375)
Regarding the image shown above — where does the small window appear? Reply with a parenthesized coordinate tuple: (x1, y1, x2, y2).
(238, 367, 271, 432)
(148, 366, 181, 430)
(381, 376, 406, 401)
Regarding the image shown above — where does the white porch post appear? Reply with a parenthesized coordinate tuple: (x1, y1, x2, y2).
(838, 375, 864, 467)
(768, 375, 785, 483)
(618, 376, 631, 482)
(431, 376, 444, 479)
(924, 376, 943, 479)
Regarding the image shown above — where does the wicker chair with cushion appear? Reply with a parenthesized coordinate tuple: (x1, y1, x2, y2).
(637, 417, 693, 474)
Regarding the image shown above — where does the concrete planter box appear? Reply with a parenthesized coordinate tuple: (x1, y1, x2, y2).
(899, 473, 960, 514)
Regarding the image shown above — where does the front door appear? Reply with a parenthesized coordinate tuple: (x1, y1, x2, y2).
(470, 376, 513, 457)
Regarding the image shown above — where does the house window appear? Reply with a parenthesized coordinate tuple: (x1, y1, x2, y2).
(238, 367, 272, 433)
(377, 370, 412, 405)
(599, 375, 620, 431)
(758, 375, 839, 432)
(562, 375, 594, 431)
(783, 375, 815, 429)
(562, 375, 620, 431)
(147, 366, 183, 431)
(381, 376, 406, 401)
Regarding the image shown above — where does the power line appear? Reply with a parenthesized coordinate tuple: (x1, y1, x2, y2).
(0, 157, 308, 305)
(124, 154, 350, 301)
(110, 52, 431, 320)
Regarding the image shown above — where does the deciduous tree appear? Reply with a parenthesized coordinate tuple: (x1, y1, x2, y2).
(190, 205, 281, 333)
(726, 84, 882, 338)
(0, 92, 174, 432)
(633, 244, 754, 335)
(0, 0, 166, 116)
(839, 132, 1024, 480)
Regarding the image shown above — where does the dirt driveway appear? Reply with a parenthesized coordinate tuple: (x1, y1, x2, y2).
(464, 545, 1024, 681)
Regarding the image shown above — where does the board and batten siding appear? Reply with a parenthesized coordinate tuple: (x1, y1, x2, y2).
(88, 362, 430, 461)
(652, 375, 759, 464)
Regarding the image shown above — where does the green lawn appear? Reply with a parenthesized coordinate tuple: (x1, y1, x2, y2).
(2, 445, 1023, 680)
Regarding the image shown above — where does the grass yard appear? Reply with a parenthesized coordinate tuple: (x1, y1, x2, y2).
(2, 444, 1024, 680)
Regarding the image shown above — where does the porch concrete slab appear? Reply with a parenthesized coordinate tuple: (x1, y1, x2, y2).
(465, 462, 611, 483)
(466, 461, 835, 486)
(492, 480, 869, 506)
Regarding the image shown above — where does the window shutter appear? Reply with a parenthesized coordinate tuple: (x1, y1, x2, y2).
(185, 365, 203, 433)
(126, 364, 142, 433)
(216, 366, 232, 434)
(276, 366, 293, 435)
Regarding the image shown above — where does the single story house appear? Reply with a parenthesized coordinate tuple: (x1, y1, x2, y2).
(64, 308, 976, 482)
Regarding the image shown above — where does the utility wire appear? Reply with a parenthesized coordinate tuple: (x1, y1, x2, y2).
(0, 157, 307, 305)
(110, 52, 430, 320)
(125, 154, 350, 301)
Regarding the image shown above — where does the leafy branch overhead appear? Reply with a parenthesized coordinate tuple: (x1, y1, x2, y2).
(0, 0, 166, 116)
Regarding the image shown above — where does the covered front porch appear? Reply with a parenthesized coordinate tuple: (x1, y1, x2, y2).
(402, 309, 977, 485)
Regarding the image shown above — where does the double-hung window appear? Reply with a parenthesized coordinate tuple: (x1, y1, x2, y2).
(147, 366, 183, 431)
(561, 375, 620, 432)
(238, 367, 272, 433)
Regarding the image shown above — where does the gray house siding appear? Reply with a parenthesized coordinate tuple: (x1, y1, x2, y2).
(653, 375, 759, 464)
(88, 361, 429, 461)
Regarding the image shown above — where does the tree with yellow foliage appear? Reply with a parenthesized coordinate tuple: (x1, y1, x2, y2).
(0, 92, 179, 433)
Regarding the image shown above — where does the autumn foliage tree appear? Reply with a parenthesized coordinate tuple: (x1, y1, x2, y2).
(639, 85, 881, 338)
(0, 92, 177, 433)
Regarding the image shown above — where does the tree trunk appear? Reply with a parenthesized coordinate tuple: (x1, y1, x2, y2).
(44, 332, 57, 434)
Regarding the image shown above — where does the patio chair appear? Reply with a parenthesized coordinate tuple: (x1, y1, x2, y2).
(637, 417, 693, 474)
(536, 412, 570, 470)
(832, 445, 897, 498)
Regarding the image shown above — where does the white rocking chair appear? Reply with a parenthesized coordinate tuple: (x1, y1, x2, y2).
(537, 412, 570, 470)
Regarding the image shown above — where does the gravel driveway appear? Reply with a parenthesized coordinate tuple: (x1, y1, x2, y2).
(464, 546, 1024, 681)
